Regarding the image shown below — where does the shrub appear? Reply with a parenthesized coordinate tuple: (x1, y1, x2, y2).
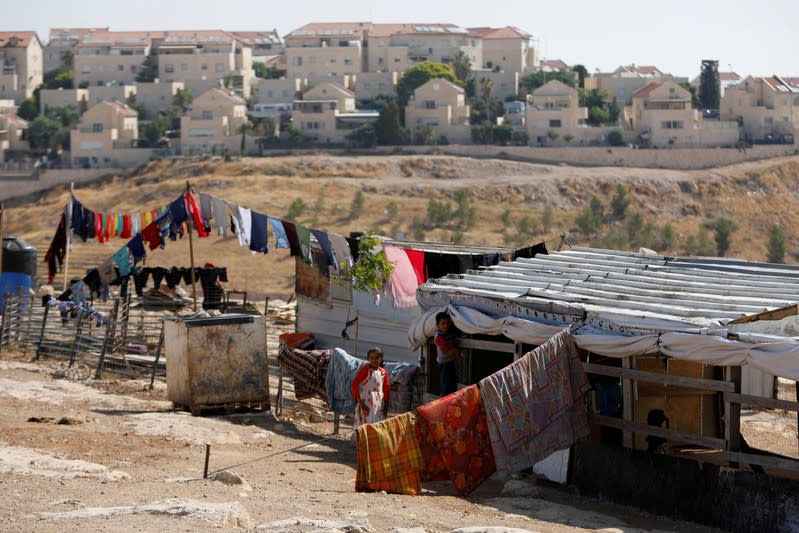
(287, 198, 306, 220)
(608, 129, 625, 146)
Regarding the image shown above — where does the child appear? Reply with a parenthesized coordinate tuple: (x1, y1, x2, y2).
(434, 312, 459, 396)
(351, 347, 390, 431)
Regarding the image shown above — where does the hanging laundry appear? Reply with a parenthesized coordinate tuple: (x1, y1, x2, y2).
(310, 229, 338, 270)
(127, 233, 146, 261)
(354, 412, 423, 495)
(131, 213, 141, 235)
(44, 213, 68, 284)
(199, 192, 213, 227)
(383, 245, 419, 309)
(151, 267, 167, 288)
(226, 201, 251, 247)
(120, 215, 132, 239)
(328, 233, 353, 272)
(294, 223, 312, 264)
(97, 258, 118, 286)
(249, 211, 269, 254)
(282, 220, 303, 258)
(415, 384, 496, 496)
(480, 329, 590, 475)
(513, 242, 548, 260)
(277, 346, 331, 401)
(164, 268, 183, 288)
(114, 214, 123, 238)
(186, 190, 210, 238)
(325, 347, 364, 415)
(112, 247, 132, 277)
(168, 195, 189, 226)
(268, 216, 289, 249)
(141, 222, 161, 251)
(211, 196, 228, 236)
(403, 248, 425, 284)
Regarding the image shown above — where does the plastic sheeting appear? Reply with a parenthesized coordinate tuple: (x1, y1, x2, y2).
(408, 304, 799, 381)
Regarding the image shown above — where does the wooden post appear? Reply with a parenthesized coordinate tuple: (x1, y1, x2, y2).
(263, 295, 270, 411)
(725, 366, 742, 456)
(148, 319, 166, 390)
(185, 181, 197, 311)
(33, 304, 50, 361)
(353, 310, 360, 357)
(622, 356, 635, 449)
(94, 299, 120, 379)
(63, 184, 74, 291)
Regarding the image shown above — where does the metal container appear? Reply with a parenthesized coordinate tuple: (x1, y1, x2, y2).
(165, 314, 269, 415)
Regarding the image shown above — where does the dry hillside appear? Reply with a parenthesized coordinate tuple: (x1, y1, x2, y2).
(5, 153, 799, 299)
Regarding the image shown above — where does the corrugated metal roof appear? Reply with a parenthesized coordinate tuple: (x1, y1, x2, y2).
(418, 247, 799, 334)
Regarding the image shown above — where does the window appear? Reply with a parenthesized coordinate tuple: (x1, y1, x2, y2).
(344, 58, 352, 66)
(202, 110, 213, 120)
(363, 82, 371, 92)
(293, 56, 303, 66)
(549, 119, 562, 128)
(201, 63, 208, 71)
(424, 100, 436, 109)
(661, 120, 684, 129)
(329, 58, 336, 64)
(164, 64, 174, 73)
(378, 57, 384, 65)
(92, 123, 103, 132)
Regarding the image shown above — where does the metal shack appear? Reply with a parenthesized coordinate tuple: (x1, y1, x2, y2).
(295, 238, 531, 363)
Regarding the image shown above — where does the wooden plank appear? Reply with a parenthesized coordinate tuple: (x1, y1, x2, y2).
(622, 357, 634, 448)
(583, 362, 735, 393)
(589, 414, 726, 450)
(459, 338, 516, 353)
(726, 366, 742, 453)
(722, 451, 799, 473)
(725, 392, 799, 412)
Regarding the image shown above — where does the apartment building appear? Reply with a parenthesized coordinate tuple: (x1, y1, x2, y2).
(468, 26, 536, 74)
(525, 80, 588, 145)
(366, 24, 481, 75)
(292, 82, 378, 143)
(0, 32, 43, 104)
(627, 80, 738, 147)
(88, 84, 136, 106)
(134, 81, 184, 119)
(404, 77, 471, 143)
(0, 113, 29, 160)
(284, 23, 367, 84)
(39, 88, 89, 114)
(73, 31, 151, 87)
(586, 64, 687, 106)
(44, 27, 108, 72)
(180, 88, 247, 154)
(70, 101, 138, 165)
(470, 70, 519, 101)
(690, 71, 742, 98)
(721, 75, 798, 143)
(353, 71, 399, 103)
(156, 31, 255, 97)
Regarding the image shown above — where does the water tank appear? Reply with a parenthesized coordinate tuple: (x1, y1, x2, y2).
(2, 236, 37, 279)
(1, 236, 37, 311)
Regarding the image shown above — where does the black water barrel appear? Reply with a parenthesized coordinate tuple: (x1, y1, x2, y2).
(2, 236, 37, 278)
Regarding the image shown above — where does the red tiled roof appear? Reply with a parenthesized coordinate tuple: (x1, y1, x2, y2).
(467, 26, 531, 40)
(0, 32, 40, 48)
(541, 59, 570, 70)
(107, 101, 138, 117)
(631, 81, 662, 99)
(0, 113, 29, 128)
(719, 72, 742, 81)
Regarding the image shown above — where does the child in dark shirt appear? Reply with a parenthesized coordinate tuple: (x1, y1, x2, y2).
(434, 312, 459, 396)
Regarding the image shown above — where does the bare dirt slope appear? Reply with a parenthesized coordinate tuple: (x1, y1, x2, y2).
(5, 153, 799, 299)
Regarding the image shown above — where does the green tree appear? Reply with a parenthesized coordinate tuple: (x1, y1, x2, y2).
(397, 62, 458, 108)
(546, 130, 560, 142)
(136, 54, 158, 83)
(349, 190, 365, 220)
(43, 68, 74, 90)
(173, 88, 193, 112)
(27, 115, 62, 150)
(426, 198, 453, 227)
(610, 184, 630, 220)
(659, 223, 676, 251)
(479, 76, 494, 122)
(374, 101, 406, 145)
(492, 123, 513, 145)
(451, 51, 472, 82)
(253, 63, 283, 79)
(699, 59, 721, 110)
(512, 130, 530, 145)
(60, 49, 74, 70)
(412, 124, 435, 145)
(344, 233, 395, 293)
(500, 209, 512, 226)
(140, 116, 169, 147)
(283, 125, 305, 145)
(541, 205, 554, 232)
(572, 64, 589, 89)
(608, 129, 625, 146)
(46, 105, 80, 128)
(680, 82, 702, 109)
(575, 196, 604, 235)
(386, 201, 399, 219)
(704, 217, 737, 256)
(588, 106, 610, 125)
(520, 70, 577, 92)
(17, 97, 39, 120)
(345, 124, 377, 148)
(453, 189, 476, 229)
(287, 198, 306, 220)
(767, 224, 787, 263)
(471, 122, 493, 144)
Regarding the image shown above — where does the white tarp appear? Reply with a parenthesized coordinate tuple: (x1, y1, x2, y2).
(409, 305, 799, 381)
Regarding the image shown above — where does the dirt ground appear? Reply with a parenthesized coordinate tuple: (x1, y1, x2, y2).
(0, 355, 720, 533)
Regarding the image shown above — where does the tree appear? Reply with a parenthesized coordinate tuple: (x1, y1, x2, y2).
(412, 125, 435, 145)
(541, 205, 554, 232)
(253, 63, 283, 79)
(136, 54, 158, 83)
(396, 62, 458, 108)
(283, 125, 305, 145)
(349, 190, 365, 220)
(581, 88, 610, 125)
(704, 217, 737, 256)
(451, 51, 472, 82)
(453, 189, 476, 229)
(680, 82, 702, 109)
(658, 223, 676, 251)
(140, 116, 169, 147)
(610, 184, 630, 220)
(607, 129, 625, 146)
(479, 77, 494, 123)
(492, 123, 513, 145)
(374, 101, 406, 145)
(17, 97, 39, 120)
(588, 106, 609, 125)
(546, 130, 560, 142)
(43, 68, 74, 90)
(575, 196, 604, 235)
(471, 122, 493, 144)
(60, 49, 74, 70)
(699, 59, 721, 110)
(520, 70, 576, 92)
(173, 89, 193, 113)
(343, 233, 395, 293)
(27, 115, 63, 150)
(345, 124, 377, 148)
(287, 198, 306, 220)
(572, 64, 589, 89)
(767, 224, 787, 263)
(512, 130, 530, 146)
